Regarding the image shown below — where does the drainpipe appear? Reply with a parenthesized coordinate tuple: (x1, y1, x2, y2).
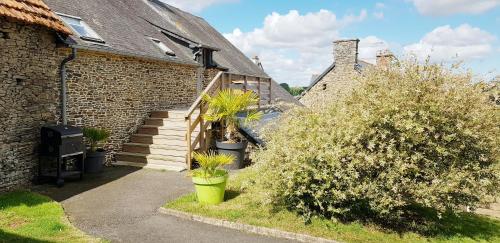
(193, 48, 204, 95)
(59, 48, 77, 125)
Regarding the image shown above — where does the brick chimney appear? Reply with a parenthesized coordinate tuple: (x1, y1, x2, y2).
(333, 39, 360, 68)
(376, 50, 395, 69)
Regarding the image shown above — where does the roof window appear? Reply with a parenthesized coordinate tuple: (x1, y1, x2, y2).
(150, 38, 175, 56)
(57, 13, 105, 43)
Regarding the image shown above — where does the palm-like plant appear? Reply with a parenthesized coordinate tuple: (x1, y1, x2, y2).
(83, 127, 111, 152)
(192, 151, 235, 178)
(202, 89, 262, 143)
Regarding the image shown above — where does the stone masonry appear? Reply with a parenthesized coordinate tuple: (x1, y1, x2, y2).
(0, 17, 62, 192)
(62, 48, 208, 163)
(300, 39, 362, 107)
(0, 17, 217, 192)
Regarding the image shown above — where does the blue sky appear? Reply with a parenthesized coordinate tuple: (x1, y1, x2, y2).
(163, 0, 500, 86)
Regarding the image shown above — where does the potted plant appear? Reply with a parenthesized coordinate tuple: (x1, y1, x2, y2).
(203, 89, 262, 169)
(83, 127, 110, 173)
(191, 151, 234, 204)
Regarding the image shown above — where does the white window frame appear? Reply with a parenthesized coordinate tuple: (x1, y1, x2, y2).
(57, 13, 105, 43)
(149, 37, 175, 56)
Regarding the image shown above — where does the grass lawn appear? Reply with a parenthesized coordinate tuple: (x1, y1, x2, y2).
(0, 191, 104, 243)
(165, 170, 500, 243)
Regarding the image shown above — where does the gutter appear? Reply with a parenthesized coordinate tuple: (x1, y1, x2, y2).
(59, 48, 77, 125)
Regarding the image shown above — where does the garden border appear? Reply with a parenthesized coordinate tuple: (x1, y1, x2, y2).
(158, 207, 341, 243)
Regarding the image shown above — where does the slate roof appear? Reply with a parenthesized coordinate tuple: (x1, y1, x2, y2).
(0, 0, 71, 34)
(43, 0, 268, 77)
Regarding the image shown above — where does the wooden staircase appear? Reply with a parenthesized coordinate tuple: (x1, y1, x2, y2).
(114, 109, 199, 172)
(114, 71, 273, 172)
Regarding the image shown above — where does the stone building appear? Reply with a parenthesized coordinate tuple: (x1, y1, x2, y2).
(300, 39, 393, 106)
(1, 0, 295, 192)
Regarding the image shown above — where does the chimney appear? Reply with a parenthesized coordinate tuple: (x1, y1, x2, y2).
(376, 50, 395, 69)
(333, 39, 359, 68)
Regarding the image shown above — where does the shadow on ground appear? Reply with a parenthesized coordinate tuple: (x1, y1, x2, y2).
(33, 166, 140, 202)
(0, 230, 52, 243)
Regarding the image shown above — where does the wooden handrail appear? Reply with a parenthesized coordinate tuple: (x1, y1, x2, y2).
(184, 71, 273, 169)
(185, 71, 224, 119)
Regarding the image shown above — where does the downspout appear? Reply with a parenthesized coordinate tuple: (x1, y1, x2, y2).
(193, 48, 204, 95)
(59, 48, 77, 125)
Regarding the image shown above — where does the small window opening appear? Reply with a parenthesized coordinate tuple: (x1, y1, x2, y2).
(322, 83, 327, 90)
(150, 38, 175, 56)
(0, 31, 9, 39)
(57, 13, 105, 43)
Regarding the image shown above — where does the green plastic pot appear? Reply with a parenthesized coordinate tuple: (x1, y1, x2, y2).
(192, 174, 228, 205)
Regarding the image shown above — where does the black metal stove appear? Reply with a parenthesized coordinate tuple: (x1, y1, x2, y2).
(39, 125, 85, 187)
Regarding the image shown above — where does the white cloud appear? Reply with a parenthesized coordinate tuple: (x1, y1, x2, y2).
(160, 0, 237, 13)
(359, 36, 390, 63)
(404, 24, 496, 62)
(411, 0, 500, 16)
(375, 2, 386, 9)
(224, 9, 369, 86)
(373, 12, 384, 19)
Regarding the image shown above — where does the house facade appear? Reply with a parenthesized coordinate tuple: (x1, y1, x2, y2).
(300, 39, 393, 106)
(0, 0, 295, 192)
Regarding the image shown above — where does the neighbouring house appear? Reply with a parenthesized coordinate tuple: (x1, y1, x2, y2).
(300, 39, 394, 106)
(0, 0, 296, 192)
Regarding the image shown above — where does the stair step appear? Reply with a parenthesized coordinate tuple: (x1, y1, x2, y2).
(130, 134, 196, 145)
(138, 125, 199, 135)
(114, 161, 186, 172)
(144, 117, 185, 126)
(150, 111, 169, 118)
(122, 143, 188, 155)
(116, 152, 185, 163)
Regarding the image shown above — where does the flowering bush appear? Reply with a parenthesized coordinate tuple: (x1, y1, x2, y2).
(253, 61, 500, 225)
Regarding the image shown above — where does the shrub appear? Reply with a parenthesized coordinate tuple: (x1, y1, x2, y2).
(253, 61, 500, 226)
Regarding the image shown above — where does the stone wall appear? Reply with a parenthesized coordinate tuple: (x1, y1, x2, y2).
(0, 18, 62, 192)
(62, 49, 206, 163)
(0, 18, 215, 192)
(301, 39, 362, 107)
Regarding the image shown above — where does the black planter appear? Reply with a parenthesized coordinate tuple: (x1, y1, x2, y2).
(84, 150, 106, 173)
(216, 140, 248, 170)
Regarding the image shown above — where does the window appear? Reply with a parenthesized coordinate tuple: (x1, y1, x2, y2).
(322, 83, 327, 90)
(150, 38, 175, 56)
(57, 13, 104, 43)
(203, 49, 215, 68)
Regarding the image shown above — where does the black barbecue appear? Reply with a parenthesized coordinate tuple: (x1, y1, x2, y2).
(39, 125, 85, 187)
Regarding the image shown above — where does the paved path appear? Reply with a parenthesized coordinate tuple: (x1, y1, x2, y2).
(36, 166, 294, 243)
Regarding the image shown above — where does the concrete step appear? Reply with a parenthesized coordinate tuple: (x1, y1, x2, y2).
(130, 134, 197, 145)
(122, 143, 188, 155)
(144, 117, 184, 126)
(138, 125, 199, 136)
(113, 160, 186, 172)
(167, 110, 190, 119)
(116, 152, 186, 164)
(150, 111, 169, 118)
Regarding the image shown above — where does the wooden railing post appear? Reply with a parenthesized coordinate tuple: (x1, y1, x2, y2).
(243, 76, 248, 92)
(199, 106, 205, 152)
(186, 115, 192, 169)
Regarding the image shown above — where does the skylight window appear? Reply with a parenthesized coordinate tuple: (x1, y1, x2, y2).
(150, 38, 175, 56)
(57, 13, 105, 43)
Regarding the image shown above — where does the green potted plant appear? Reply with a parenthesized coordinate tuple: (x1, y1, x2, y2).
(83, 127, 110, 173)
(203, 89, 262, 169)
(192, 151, 234, 204)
